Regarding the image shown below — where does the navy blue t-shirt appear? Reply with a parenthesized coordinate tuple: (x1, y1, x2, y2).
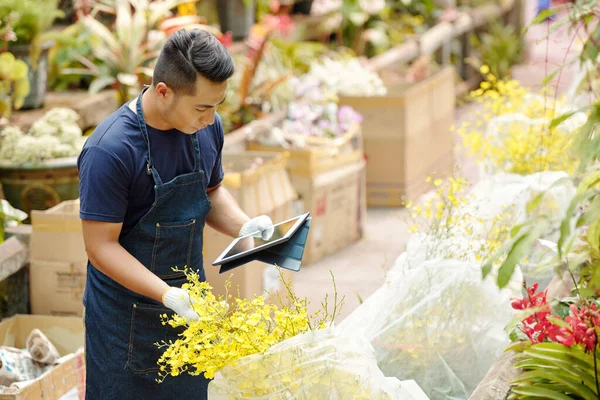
(77, 103, 224, 237)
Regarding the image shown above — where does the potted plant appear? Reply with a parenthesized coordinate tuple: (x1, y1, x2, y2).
(62, 0, 200, 104)
(0, 108, 85, 216)
(217, 0, 256, 40)
(0, 0, 64, 109)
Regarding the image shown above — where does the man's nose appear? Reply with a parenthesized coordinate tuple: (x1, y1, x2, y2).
(202, 109, 216, 126)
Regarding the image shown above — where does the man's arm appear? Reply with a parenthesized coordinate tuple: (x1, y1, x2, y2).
(82, 220, 169, 303)
(206, 185, 251, 238)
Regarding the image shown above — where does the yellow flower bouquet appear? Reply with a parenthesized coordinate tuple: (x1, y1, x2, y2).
(458, 67, 587, 176)
(156, 268, 406, 399)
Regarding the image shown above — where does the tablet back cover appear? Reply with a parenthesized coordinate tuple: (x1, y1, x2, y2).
(218, 218, 312, 274)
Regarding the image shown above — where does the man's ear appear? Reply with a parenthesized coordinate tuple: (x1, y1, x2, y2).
(155, 82, 171, 102)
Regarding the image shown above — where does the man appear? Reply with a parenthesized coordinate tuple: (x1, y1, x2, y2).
(77, 29, 274, 399)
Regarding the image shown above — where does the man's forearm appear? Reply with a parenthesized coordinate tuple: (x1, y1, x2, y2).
(87, 243, 169, 303)
(206, 185, 251, 238)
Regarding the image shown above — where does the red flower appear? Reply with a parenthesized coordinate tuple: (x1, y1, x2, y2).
(217, 31, 233, 48)
(512, 283, 600, 352)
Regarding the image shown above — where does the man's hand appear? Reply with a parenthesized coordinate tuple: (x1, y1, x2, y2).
(239, 215, 275, 240)
(162, 287, 199, 321)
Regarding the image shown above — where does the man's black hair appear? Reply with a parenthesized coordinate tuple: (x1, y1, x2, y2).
(152, 29, 234, 95)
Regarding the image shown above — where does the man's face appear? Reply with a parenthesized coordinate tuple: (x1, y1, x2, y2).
(160, 75, 228, 134)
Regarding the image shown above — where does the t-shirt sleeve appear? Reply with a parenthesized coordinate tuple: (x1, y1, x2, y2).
(78, 145, 130, 223)
(208, 114, 225, 189)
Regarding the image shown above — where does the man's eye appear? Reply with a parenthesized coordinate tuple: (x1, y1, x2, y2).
(196, 109, 206, 113)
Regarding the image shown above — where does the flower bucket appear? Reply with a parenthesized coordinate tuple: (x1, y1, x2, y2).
(0, 156, 79, 220)
(217, 0, 255, 40)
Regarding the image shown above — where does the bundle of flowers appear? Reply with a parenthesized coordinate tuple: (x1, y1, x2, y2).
(208, 327, 411, 400)
(293, 56, 388, 99)
(458, 67, 587, 176)
(156, 268, 418, 398)
(271, 102, 363, 140)
(0, 108, 85, 165)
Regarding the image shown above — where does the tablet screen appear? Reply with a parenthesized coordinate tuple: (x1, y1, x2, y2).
(220, 216, 304, 261)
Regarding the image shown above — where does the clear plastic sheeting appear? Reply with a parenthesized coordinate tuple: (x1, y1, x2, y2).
(403, 171, 574, 280)
(338, 171, 575, 399)
(208, 326, 426, 400)
(339, 259, 520, 400)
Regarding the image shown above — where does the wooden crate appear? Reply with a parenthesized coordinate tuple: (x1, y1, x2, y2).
(247, 122, 364, 178)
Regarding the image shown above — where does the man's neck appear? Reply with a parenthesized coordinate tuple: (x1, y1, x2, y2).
(138, 88, 174, 131)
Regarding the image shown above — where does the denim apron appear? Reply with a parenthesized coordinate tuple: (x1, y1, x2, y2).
(84, 88, 212, 399)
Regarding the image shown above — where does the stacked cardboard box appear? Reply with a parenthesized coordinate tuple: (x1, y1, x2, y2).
(247, 124, 367, 265)
(339, 66, 456, 207)
(29, 201, 86, 317)
(203, 151, 298, 306)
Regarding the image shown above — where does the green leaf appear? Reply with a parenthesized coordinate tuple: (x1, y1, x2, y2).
(549, 111, 577, 130)
(515, 369, 598, 399)
(510, 385, 574, 400)
(529, 7, 562, 27)
(498, 220, 550, 288)
(587, 219, 600, 256)
(527, 343, 597, 371)
(581, 23, 600, 63)
(542, 69, 560, 87)
(558, 190, 592, 257)
(482, 222, 533, 280)
(577, 195, 600, 227)
(89, 76, 117, 94)
(527, 192, 545, 214)
(578, 171, 600, 195)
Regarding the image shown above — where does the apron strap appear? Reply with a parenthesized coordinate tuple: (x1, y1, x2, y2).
(190, 133, 202, 173)
(136, 86, 163, 185)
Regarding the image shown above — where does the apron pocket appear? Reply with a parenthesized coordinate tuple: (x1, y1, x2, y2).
(151, 218, 196, 279)
(127, 303, 184, 375)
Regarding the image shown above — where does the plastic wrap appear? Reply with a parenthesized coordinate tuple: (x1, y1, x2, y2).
(208, 326, 423, 400)
(338, 170, 575, 399)
(478, 109, 587, 179)
(402, 172, 574, 270)
(339, 259, 519, 400)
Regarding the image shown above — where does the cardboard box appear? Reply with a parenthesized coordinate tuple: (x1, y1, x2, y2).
(30, 201, 87, 317)
(339, 67, 455, 207)
(30, 201, 86, 263)
(0, 314, 85, 400)
(291, 160, 366, 265)
(247, 123, 364, 177)
(203, 152, 298, 306)
(29, 260, 86, 317)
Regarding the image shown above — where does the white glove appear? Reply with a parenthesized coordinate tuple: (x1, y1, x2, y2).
(239, 215, 274, 240)
(162, 287, 199, 322)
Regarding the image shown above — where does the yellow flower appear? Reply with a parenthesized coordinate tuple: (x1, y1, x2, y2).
(480, 65, 490, 74)
(154, 267, 338, 383)
(433, 179, 442, 186)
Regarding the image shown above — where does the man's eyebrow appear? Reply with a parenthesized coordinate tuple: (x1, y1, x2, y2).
(195, 96, 227, 108)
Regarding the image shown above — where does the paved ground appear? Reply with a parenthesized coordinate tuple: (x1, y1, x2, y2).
(294, 0, 581, 323)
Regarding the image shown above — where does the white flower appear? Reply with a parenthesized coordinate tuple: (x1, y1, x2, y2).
(0, 107, 83, 164)
(358, 0, 385, 15)
(310, 0, 342, 16)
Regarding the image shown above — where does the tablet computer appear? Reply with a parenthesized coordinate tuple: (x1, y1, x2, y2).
(212, 212, 310, 266)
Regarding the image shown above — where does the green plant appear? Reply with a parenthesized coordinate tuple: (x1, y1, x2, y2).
(477, 2, 600, 397)
(0, 52, 30, 119)
(219, 28, 293, 133)
(62, 0, 191, 103)
(468, 22, 524, 79)
(0, 0, 63, 45)
(45, 22, 96, 91)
